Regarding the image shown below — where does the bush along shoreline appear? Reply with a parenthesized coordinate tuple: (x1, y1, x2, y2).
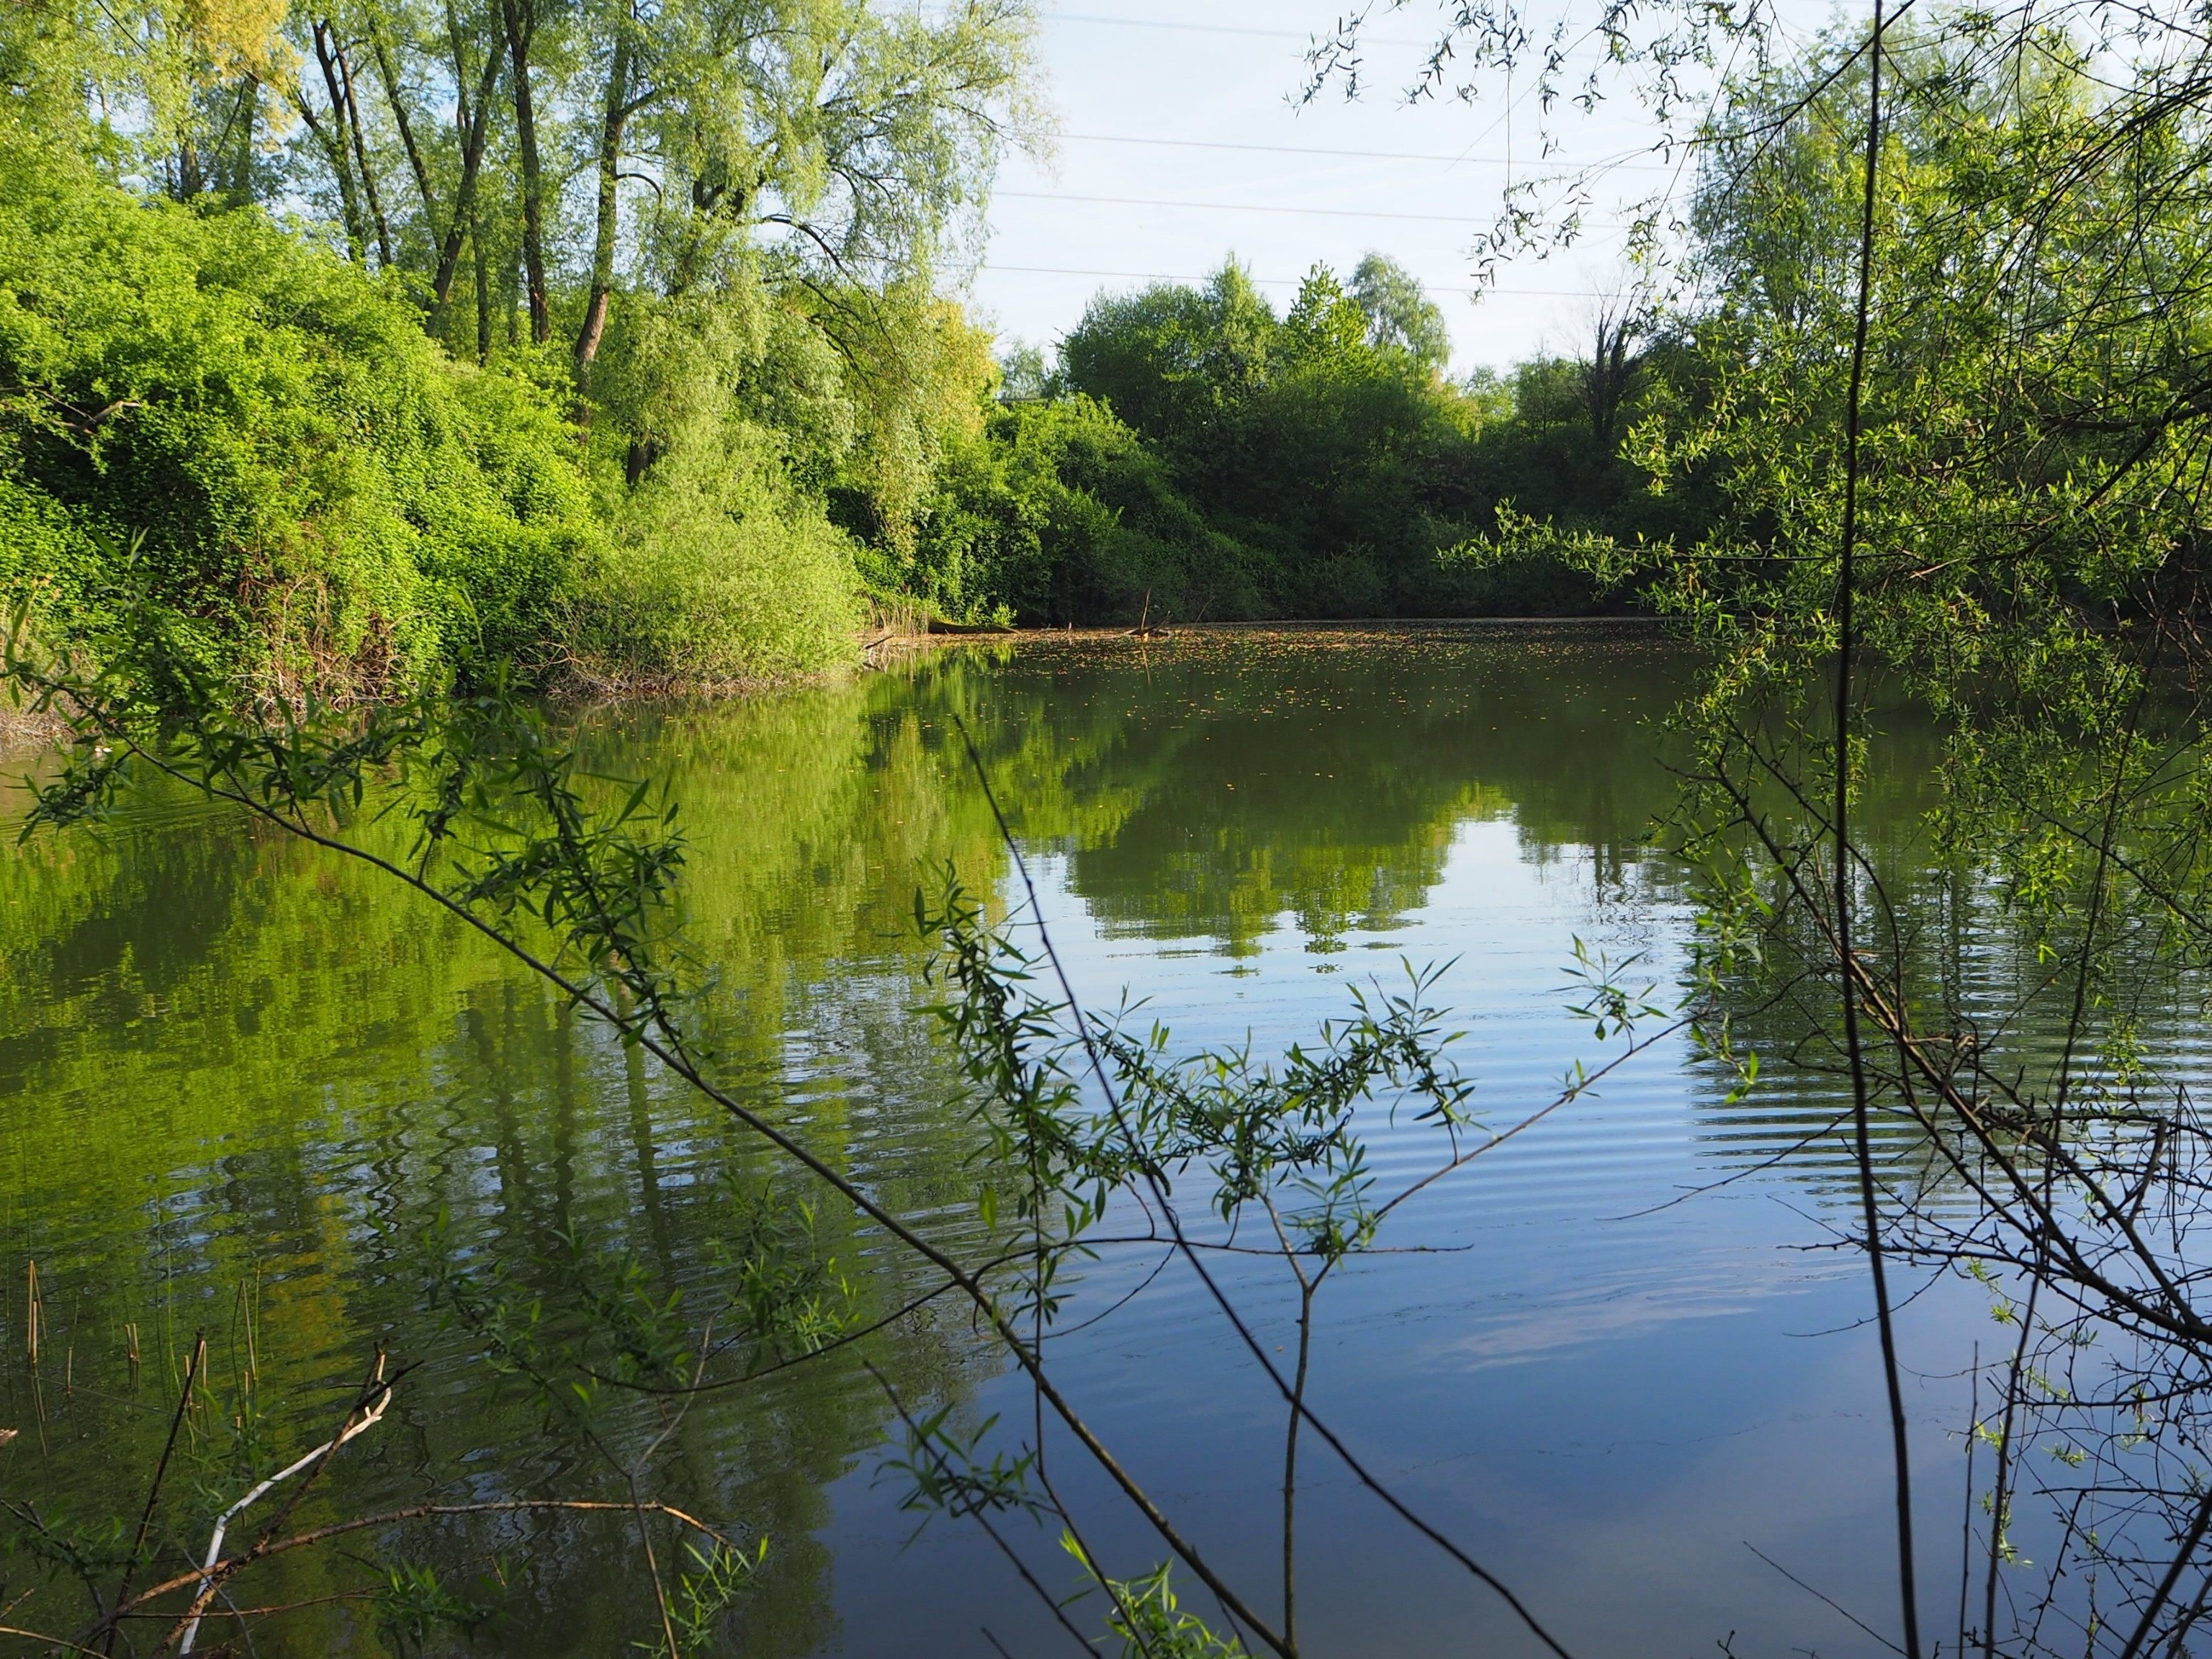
(0, 130, 885, 706)
(0, 0, 1695, 711)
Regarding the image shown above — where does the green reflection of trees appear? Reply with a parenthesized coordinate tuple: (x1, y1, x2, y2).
(0, 670, 1026, 1657)
(586, 628, 1693, 970)
(0, 628, 1691, 1655)
(963, 629, 1694, 955)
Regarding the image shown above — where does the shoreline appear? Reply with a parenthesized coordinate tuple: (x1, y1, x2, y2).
(0, 700, 68, 753)
(930, 613, 1665, 640)
(1, 615, 1673, 754)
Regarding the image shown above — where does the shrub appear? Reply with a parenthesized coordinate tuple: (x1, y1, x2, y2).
(569, 423, 863, 685)
(913, 394, 1259, 625)
(570, 286, 864, 682)
(0, 128, 602, 700)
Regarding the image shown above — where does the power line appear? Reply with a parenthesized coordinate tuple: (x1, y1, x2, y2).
(1045, 9, 1430, 47)
(979, 262, 1637, 298)
(995, 188, 1503, 225)
(995, 188, 1657, 231)
(1054, 130, 1679, 173)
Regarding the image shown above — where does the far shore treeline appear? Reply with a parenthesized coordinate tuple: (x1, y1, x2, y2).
(13, 0, 2182, 703)
(0, 0, 1707, 704)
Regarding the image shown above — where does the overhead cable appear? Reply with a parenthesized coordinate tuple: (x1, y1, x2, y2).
(994, 189, 1658, 230)
(1053, 131, 1679, 173)
(995, 189, 1501, 224)
(1046, 9, 1429, 46)
(979, 262, 1646, 298)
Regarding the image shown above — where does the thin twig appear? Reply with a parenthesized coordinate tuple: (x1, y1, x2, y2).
(105, 1333, 204, 1655)
(1831, 15, 1919, 1642)
(174, 1356, 393, 1653)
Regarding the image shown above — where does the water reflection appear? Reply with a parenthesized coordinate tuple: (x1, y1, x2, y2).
(958, 630, 1689, 951)
(1, 626, 1938, 1658)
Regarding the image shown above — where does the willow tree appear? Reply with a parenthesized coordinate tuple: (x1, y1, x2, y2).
(595, 0, 1035, 334)
(11, 0, 1035, 367)
(0, 0, 294, 199)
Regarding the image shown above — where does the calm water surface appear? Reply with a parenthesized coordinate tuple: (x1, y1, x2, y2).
(0, 630, 1995, 1658)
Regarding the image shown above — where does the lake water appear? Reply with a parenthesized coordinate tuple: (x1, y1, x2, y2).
(0, 629, 1998, 1658)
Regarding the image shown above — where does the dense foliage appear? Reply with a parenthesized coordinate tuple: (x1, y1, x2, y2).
(0, 0, 1034, 694)
(0, 0, 1692, 686)
(0, 129, 604, 702)
(914, 258, 1663, 624)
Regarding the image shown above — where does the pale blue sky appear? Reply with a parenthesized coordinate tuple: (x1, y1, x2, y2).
(966, 2, 1705, 374)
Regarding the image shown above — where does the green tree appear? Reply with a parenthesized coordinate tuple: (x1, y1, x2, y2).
(0, 131, 601, 700)
(1059, 260, 1275, 448)
(1350, 251, 1452, 369)
(912, 392, 1254, 624)
(1055, 257, 1610, 617)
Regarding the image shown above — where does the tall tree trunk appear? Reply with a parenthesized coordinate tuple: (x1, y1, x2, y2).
(228, 78, 258, 205)
(368, 24, 435, 223)
(175, 138, 204, 200)
(1583, 304, 1640, 450)
(499, 0, 549, 344)
(336, 39, 394, 268)
(573, 22, 632, 372)
(666, 173, 742, 297)
(310, 24, 368, 261)
(199, 76, 259, 203)
(473, 215, 492, 363)
(430, 13, 502, 317)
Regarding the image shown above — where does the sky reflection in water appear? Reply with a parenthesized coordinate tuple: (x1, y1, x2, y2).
(0, 629, 1985, 1658)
